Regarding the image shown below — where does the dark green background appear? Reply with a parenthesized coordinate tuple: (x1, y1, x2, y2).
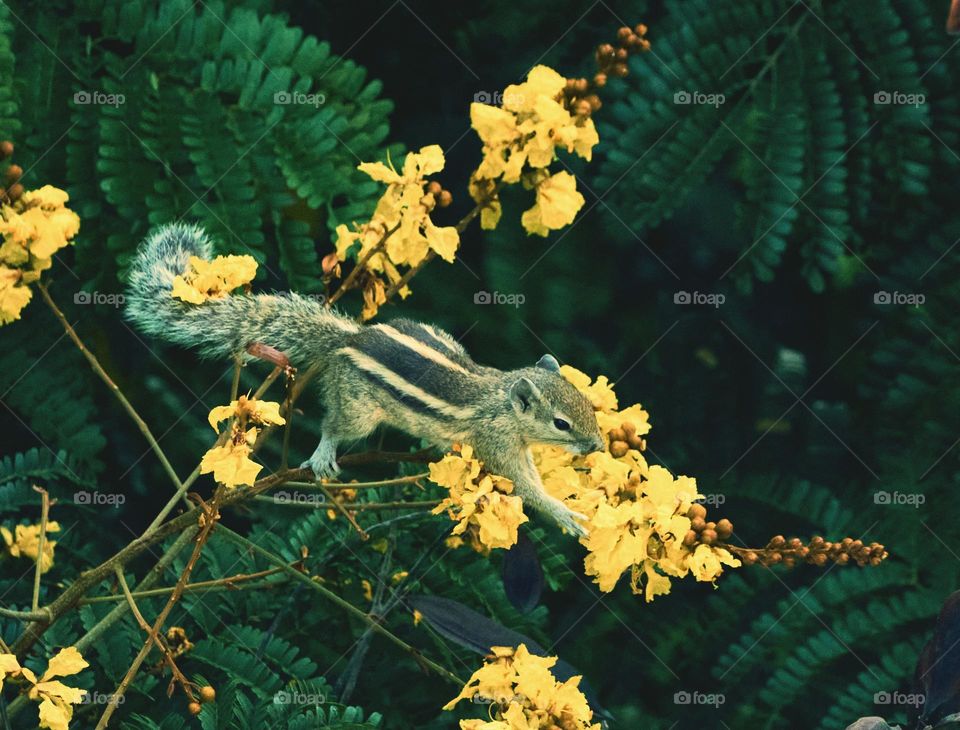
(1, 0, 957, 727)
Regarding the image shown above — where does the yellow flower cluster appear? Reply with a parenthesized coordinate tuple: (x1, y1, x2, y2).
(200, 395, 285, 487)
(335, 145, 460, 319)
(170, 253, 258, 304)
(429, 445, 528, 552)
(0, 646, 88, 730)
(445, 644, 599, 730)
(469, 65, 598, 236)
(536, 366, 741, 600)
(1, 521, 60, 574)
(0, 185, 80, 325)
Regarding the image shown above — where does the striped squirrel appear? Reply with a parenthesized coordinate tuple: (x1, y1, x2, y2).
(126, 223, 603, 536)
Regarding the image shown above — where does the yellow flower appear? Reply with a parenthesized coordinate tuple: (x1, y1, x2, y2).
(2, 521, 61, 573)
(206, 395, 285, 432)
(559, 364, 618, 413)
(446, 644, 600, 730)
(170, 253, 257, 304)
(0, 186, 80, 326)
(468, 65, 597, 234)
(520, 171, 585, 237)
(687, 544, 742, 584)
(0, 647, 88, 730)
(336, 145, 460, 319)
(200, 396, 284, 488)
(430, 447, 528, 551)
(0, 266, 32, 324)
(199, 436, 263, 488)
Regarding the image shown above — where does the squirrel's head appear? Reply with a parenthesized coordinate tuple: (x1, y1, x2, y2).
(508, 355, 604, 454)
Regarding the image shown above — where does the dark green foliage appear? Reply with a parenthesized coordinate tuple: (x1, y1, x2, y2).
(2, 0, 958, 728)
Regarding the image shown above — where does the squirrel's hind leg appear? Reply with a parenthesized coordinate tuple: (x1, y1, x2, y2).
(301, 399, 385, 479)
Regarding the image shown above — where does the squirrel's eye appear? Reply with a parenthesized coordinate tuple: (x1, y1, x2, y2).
(553, 418, 571, 431)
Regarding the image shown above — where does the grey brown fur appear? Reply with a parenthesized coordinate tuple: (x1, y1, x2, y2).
(126, 223, 603, 535)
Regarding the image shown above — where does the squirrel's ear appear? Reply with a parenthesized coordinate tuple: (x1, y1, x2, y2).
(509, 377, 541, 413)
(535, 354, 560, 372)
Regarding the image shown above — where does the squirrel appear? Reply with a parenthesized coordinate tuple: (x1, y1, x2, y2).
(126, 223, 603, 536)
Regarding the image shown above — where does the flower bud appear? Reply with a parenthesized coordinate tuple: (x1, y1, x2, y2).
(438, 190, 453, 207)
(700, 529, 717, 545)
(0, 140, 12, 158)
(609, 440, 629, 458)
(687, 503, 707, 520)
(716, 519, 733, 538)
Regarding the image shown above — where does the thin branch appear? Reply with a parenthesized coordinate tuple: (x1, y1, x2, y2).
(38, 282, 184, 493)
(327, 221, 402, 306)
(30, 486, 51, 612)
(81, 566, 287, 605)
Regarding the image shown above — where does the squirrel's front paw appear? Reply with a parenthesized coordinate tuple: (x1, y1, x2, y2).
(300, 453, 340, 480)
(555, 507, 589, 539)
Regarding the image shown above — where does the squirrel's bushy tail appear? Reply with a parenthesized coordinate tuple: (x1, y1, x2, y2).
(126, 222, 358, 363)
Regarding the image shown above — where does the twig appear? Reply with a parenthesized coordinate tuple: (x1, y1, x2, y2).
(30, 486, 51, 613)
(217, 525, 463, 686)
(284, 472, 429, 489)
(38, 282, 184, 493)
(381, 181, 504, 306)
(95, 491, 223, 728)
(316, 481, 369, 539)
(114, 566, 194, 701)
(253, 496, 439, 511)
(81, 566, 287, 604)
(327, 221, 402, 305)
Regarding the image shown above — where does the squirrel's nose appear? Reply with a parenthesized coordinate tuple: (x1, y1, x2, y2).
(590, 437, 604, 453)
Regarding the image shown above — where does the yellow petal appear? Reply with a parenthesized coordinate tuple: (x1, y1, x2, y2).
(37, 696, 72, 730)
(40, 647, 88, 682)
(199, 442, 263, 487)
(521, 171, 584, 237)
(423, 220, 459, 263)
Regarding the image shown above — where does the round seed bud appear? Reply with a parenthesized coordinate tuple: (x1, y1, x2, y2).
(612, 63, 628, 77)
(687, 503, 707, 520)
(593, 73, 607, 87)
(627, 434, 645, 450)
(743, 551, 757, 565)
(6, 164, 22, 182)
(768, 552, 782, 564)
(682, 530, 697, 547)
(575, 78, 589, 94)
(617, 27, 632, 43)
(836, 553, 850, 565)
(635, 23, 648, 35)
(870, 556, 883, 566)
(700, 529, 717, 545)
(813, 553, 828, 566)
(788, 537, 803, 549)
(427, 180, 442, 195)
(622, 421, 636, 436)
(716, 519, 733, 538)
(7, 183, 23, 201)
(690, 516, 706, 532)
(782, 556, 796, 568)
(810, 536, 824, 547)
(609, 440, 629, 458)
(609, 427, 627, 442)
(769, 535, 785, 548)
(841, 537, 853, 548)
(615, 48, 628, 61)
(705, 521, 716, 531)
(199, 686, 216, 703)
(0, 140, 12, 158)
(188, 702, 202, 715)
(574, 99, 592, 116)
(438, 190, 452, 207)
